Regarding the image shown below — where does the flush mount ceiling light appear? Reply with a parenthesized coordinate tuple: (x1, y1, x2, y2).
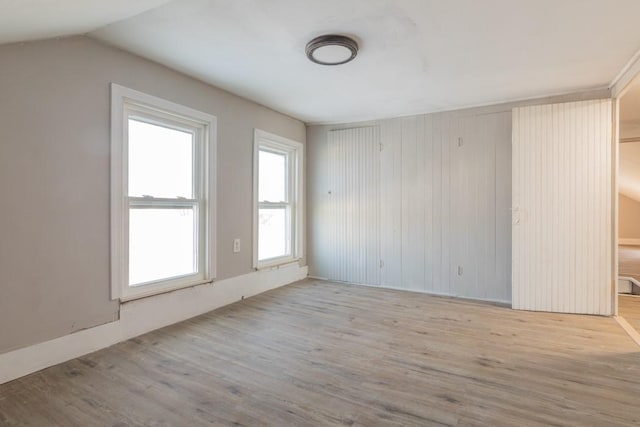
(305, 35, 359, 66)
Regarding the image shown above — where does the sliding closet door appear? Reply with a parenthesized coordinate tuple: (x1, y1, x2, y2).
(512, 100, 613, 315)
(327, 127, 381, 285)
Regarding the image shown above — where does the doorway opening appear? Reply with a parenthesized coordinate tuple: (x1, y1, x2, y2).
(617, 73, 640, 332)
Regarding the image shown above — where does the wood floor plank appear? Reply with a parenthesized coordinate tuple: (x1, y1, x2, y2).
(1, 279, 640, 426)
(620, 294, 640, 335)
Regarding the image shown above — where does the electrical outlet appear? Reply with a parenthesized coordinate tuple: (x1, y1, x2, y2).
(233, 238, 241, 253)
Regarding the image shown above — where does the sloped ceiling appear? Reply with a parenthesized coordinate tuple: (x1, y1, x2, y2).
(0, 0, 172, 43)
(2, 0, 640, 124)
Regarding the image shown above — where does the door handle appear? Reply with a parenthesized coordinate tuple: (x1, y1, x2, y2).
(511, 207, 520, 224)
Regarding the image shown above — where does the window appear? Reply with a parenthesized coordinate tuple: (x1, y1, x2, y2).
(111, 84, 216, 300)
(253, 129, 303, 268)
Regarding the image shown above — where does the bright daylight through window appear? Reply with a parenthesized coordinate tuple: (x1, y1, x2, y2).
(128, 119, 197, 285)
(254, 130, 303, 268)
(111, 84, 216, 300)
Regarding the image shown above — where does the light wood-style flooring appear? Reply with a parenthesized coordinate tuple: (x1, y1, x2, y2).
(620, 294, 640, 335)
(1, 279, 640, 426)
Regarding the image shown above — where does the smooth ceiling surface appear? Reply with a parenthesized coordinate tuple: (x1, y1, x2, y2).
(88, 0, 640, 123)
(5, 0, 640, 124)
(0, 0, 172, 43)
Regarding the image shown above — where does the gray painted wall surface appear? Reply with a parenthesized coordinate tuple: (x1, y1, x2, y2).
(0, 36, 305, 354)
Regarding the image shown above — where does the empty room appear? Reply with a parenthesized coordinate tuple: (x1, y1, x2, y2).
(2, 0, 640, 425)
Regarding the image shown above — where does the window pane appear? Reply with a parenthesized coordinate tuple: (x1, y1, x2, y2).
(129, 208, 196, 285)
(128, 119, 193, 198)
(258, 207, 290, 260)
(259, 149, 286, 202)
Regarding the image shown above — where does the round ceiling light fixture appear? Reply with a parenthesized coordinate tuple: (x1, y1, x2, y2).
(305, 34, 359, 66)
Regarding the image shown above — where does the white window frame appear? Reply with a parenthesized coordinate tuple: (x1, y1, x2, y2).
(253, 129, 304, 269)
(111, 84, 217, 301)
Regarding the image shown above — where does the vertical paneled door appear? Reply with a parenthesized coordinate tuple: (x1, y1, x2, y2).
(327, 127, 381, 285)
(512, 100, 614, 315)
(324, 113, 512, 302)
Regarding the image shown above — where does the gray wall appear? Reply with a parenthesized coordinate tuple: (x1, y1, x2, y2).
(0, 36, 305, 354)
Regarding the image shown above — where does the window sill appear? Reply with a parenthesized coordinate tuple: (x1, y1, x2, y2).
(255, 258, 301, 271)
(119, 278, 214, 302)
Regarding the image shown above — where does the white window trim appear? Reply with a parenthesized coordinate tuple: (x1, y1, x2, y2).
(111, 84, 217, 301)
(253, 129, 304, 269)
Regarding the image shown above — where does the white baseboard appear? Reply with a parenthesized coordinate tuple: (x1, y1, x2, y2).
(0, 264, 308, 385)
(324, 279, 511, 306)
(120, 264, 308, 339)
(619, 238, 640, 246)
(0, 320, 123, 386)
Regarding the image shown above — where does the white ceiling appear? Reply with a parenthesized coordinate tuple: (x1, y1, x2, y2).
(3, 1, 640, 124)
(0, 0, 172, 43)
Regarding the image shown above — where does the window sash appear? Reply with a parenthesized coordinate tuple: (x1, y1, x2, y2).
(258, 148, 294, 263)
(258, 147, 290, 203)
(258, 201, 291, 208)
(125, 111, 202, 200)
(257, 203, 293, 262)
(129, 197, 198, 207)
(128, 205, 199, 286)
(128, 199, 202, 283)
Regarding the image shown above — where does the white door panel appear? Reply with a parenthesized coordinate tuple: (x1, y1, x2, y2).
(327, 127, 381, 285)
(512, 100, 613, 315)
